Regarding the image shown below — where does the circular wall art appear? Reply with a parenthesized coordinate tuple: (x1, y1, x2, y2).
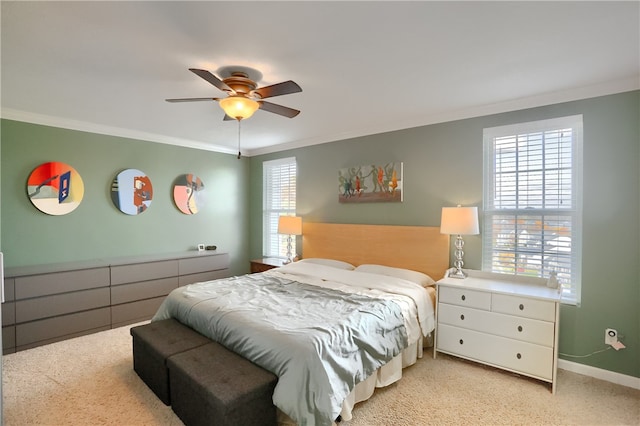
(111, 169, 153, 215)
(27, 161, 84, 215)
(173, 174, 205, 215)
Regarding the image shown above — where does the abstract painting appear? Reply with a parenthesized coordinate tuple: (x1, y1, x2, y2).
(111, 169, 153, 215)
(173, 174, 205, 215)
(27, 161, 85, 215)
(338, 162, 403, 203)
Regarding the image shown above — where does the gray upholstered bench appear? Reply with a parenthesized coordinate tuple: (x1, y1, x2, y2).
(167, 342, 278, 426)
(131, 319, 210, 405)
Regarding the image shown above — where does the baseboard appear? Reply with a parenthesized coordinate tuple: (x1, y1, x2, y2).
(558, 359, 640, 390)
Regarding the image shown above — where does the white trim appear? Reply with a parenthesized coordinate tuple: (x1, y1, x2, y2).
(483, 114, 583, 139)
(558, 359, 640, 390)
(248, 77, 639, 157)
(0, 109, 236, 155)
(482, 116, 583, 305)
(262, 158, 297, 257)
(262, 157, 297, 167)
(5, 76, 636, 158)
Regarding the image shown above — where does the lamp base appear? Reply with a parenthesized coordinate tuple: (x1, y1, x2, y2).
(283, 235, 293, 265)
(448, 267, 468, 279)
(449, 234, 468, 279)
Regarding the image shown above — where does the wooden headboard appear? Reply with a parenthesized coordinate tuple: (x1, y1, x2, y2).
(302, 222, 450, 280)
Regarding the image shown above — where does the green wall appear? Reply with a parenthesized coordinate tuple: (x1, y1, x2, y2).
(0, 120, 250, 275)
(1, 91, 638, 379)
(249, 91, 640, 378)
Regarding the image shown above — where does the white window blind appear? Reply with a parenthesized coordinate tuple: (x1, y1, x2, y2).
(263, 157, 297, 258)
(483, 116, 583, 304)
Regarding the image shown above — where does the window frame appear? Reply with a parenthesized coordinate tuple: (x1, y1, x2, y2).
(262, 157, 297, 259)
(482, 115, 583, 305)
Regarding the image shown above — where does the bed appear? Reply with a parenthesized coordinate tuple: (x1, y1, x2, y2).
(152, 223, 449, 425)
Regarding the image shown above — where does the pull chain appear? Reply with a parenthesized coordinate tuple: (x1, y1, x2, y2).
(237, 118, 242, 159)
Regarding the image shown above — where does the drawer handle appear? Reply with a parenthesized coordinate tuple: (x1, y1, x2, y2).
(459, 339, 464, 345)
(461, 295, 466, 301)
(516, 353, 522, 359)
(460, 314, 465, 321)
(517, 325, 523, 332)
(519, 303, 524, 311)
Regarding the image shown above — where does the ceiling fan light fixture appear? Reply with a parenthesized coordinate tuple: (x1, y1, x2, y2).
(219, 96, 259, 120)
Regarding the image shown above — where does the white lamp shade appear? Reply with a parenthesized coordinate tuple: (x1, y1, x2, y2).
(278, 216, 302, 235)
(440, 206, 479, 235)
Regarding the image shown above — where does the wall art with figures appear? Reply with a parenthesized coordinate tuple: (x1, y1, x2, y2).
(338, 162, 403, 203)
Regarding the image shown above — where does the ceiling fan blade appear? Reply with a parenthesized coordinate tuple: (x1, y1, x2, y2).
(166, 97, 221, 103)
(223, 114, 235, 121)
(253, 80, 302, 99)
(189, 68, 232, 92)
(258, 101, 300, 118)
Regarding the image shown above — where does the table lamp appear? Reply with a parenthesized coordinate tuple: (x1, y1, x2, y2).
(278, 216, 302, 264)
(440, 205, 479, 278)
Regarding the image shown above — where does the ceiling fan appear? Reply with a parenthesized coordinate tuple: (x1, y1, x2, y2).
(166, 67, 302, 121)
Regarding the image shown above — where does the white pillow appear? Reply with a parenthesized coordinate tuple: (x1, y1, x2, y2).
(297, 258, 355, 270)
(354, 264, 436, 287)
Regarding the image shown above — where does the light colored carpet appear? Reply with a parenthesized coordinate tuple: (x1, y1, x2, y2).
(2, 322, 639, 426)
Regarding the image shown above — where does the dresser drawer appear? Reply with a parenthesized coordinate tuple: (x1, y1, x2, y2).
(110, 260, 179, 286)
(492, 293, 556, 322)
(111, 277, 178, 305)
(438, 303, 555, 347)
(437, 324, 553, 380)
(179, 253, 229, 275)
(438, 286, 491, 310)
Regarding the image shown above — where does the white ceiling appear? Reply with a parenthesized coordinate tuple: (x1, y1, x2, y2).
(2, 1, 639, 157)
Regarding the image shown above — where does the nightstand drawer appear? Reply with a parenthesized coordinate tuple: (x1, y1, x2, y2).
(492, 293, 556, 322)
(438, 303, 555, 347)
(437, 324, 553, 380)
(438, 286, 491, 310)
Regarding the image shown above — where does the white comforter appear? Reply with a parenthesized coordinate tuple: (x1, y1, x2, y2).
(153, 262, 434, 425)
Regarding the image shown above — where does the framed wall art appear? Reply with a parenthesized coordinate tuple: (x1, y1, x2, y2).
(110, 169, 153, 215)
(173, 174, 205, 215)
(27, 161, 84, 215)
(338, 162, 403, 203)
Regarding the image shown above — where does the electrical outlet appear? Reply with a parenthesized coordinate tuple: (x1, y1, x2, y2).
(605, 328, 618, 345)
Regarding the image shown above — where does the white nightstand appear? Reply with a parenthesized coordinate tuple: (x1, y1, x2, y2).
(434, 270, 562, 393)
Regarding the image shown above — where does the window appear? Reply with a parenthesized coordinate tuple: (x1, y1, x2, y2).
(483, 116, 583, 304)
(263, 157, 297, 258)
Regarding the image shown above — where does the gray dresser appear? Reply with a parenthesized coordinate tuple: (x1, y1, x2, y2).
(2, 251, 230, 354)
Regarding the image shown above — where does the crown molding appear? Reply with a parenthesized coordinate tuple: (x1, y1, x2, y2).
(3, 76, 638, 158)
